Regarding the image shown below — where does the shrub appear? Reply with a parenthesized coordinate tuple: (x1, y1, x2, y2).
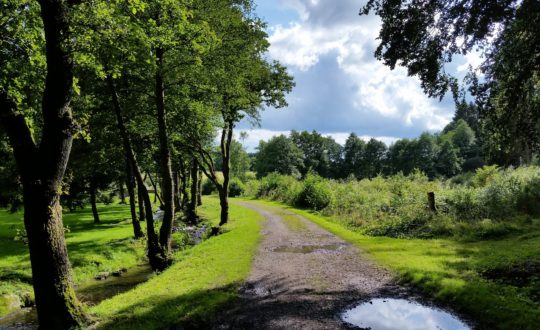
(228, 178, 245, 197)
(295, 174, 333, 210)
(201, 180, 216, 195)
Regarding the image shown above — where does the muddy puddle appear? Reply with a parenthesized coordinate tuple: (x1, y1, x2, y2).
(0, 265, 153, 329)
(273, 244, 346, 253)
(341, 298, 470, 330)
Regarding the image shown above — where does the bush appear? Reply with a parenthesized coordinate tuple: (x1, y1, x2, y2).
(228, 178, 245, 197)
(295, 175, 333, 210)
(201, 180, 216, 195)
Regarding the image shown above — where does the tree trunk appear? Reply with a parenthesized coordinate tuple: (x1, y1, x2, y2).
(155, 47, 175, 256)
(107, 76, 167, 271)
(197, 169, 203, 206)
(180, 164, 189, 210)
(138, 188, 145, 222)
(173, 170, 181, 212)
(219, 119, 234, 226)
(126, 160, 143, 238)
(187, 160, 199, 224)
(89, 182, 100, 224)
(0, 1, 89, 327)
(147, 171, 164, 207)
(24, 186, 87, 329)
(118, 180, 126, 204)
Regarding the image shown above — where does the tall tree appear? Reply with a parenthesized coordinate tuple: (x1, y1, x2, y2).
(0, 0, 88, 327)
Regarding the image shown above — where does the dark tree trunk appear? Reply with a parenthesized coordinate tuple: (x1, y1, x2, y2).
(186, 160, 199, 224)
(89, 182, 100, 224)
(118, 180, 126, 204)
(197, 169, 203, 206)
(155, 47, 175, 255)
(138, 188, 145, 222)
(173, 170, 181, 212)
(107, 76, 167, 271)
(0, 1, 89, 328)
(126, 160, 143, 238)
(218, 119, 234, 226)
(147, 171, 164, 207)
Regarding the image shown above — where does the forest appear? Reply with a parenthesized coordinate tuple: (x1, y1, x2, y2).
(0, 0, 539, 329)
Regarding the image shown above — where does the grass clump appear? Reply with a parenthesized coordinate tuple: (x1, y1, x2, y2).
(91, 197, 263, 329)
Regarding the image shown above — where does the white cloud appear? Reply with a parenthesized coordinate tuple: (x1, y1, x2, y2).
(260, 0, 454, 136)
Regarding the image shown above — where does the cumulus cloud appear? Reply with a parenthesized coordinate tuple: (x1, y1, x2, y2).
(243, 0, 464, 145)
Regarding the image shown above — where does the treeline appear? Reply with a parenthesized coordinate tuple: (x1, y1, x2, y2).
(253, 115, 483, 180)
(0, 0, 292, 328)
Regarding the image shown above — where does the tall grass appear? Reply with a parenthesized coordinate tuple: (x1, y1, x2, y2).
(244, 166, 540, 239)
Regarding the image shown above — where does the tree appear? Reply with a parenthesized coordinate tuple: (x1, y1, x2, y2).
(290, 130, 342, 178)
(362, 138, 387, 178)
(0, 0, 89, 327)
(362, 0, 539, 165)
(254, 135, 304, 178)
(195, 0, 294, 225)
(436, 140, 463, 177)
(341, 133, 366, 179)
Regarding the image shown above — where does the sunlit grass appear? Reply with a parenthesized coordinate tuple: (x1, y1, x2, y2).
(91, 196, 263, 329)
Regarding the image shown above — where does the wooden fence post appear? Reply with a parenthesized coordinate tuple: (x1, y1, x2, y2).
(427, 192, 437, 213)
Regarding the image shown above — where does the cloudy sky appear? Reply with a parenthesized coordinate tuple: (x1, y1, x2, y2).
(235, 0, 475, 151)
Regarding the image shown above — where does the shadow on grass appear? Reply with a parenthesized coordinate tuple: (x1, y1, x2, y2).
(95, 283, 241, 330)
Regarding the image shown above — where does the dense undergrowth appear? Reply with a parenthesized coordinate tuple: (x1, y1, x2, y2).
(243, 166, 540, 240)
(245, 199, 540, 329)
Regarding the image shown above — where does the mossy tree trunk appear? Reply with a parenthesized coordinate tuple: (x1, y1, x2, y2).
(0, 1, 89, 328)
(186, 160, 199, 224)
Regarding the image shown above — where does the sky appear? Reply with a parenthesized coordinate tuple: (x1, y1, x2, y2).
(234, 0, 480, 151)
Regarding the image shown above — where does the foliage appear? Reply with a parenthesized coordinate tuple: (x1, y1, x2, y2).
(295, 174, 333, 210)
(228, 178, 245, 198)
(245, 166, 540, 239)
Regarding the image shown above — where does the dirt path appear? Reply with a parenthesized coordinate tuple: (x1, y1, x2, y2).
(215, 201, 400, 329)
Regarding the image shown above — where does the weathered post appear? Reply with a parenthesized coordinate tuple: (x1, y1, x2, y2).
(428, 192, 437, 213)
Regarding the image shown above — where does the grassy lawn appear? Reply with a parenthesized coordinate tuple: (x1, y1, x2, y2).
(0, 202, 145, 316)
(242, 198, 540, 329)
(91, 196, 263, 329)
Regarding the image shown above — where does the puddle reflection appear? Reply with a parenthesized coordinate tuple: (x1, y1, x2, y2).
(342, 298, 470, 330)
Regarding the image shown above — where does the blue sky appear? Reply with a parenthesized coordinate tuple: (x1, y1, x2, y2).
(236, 0, 481, 151)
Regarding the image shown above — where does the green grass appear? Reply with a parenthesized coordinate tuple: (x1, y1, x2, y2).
(0, 202, 146, 315)
(241, 198, 540, 329)
(91, 196, 263, 329)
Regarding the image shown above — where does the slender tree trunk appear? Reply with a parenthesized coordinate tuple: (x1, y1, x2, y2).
(0, 1, 89, 327)
(89, 182, 100, 224)
(118, 180, 126, 204)
(147, 172, 164, 207)
(107, 76, 167, 270)
(138, 189, 145, 222)
(187, 160, 199, 224)
(126, 160, 143, 238)
(173, 170, 181, 212)
(219, 119, 234, 226)
(155, 47, 175, 256)
(180, 164, 189, 210)
(197, 169, 203, 206)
